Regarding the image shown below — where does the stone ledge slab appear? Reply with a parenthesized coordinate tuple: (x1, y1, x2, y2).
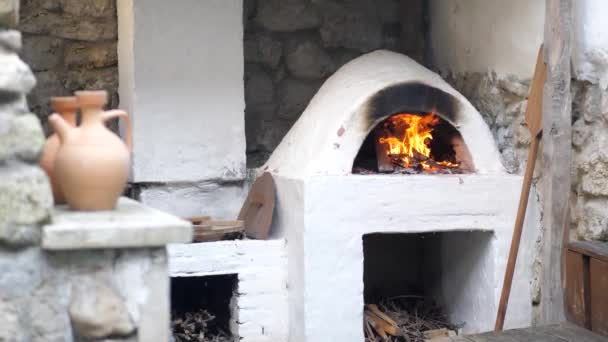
(42, 197, 192, 250)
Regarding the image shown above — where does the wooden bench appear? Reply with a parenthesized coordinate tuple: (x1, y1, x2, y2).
(565, 240, 608, 336)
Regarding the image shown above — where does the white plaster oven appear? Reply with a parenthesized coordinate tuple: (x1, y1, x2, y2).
(262, 51, 541, 341)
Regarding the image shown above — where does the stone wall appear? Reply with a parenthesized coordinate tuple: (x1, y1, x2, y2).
(18, 0, 118, 131)
(244, 0, 426, 166)
(569, 2, 608, 243)
(571, 81, 608, 241)
(0, 0, 51, 253)
(443, 73, 533, 174)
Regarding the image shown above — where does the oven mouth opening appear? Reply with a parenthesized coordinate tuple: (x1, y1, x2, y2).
(352, 112, 474, 175)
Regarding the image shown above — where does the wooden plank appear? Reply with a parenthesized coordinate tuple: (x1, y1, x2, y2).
(569, 241, 608, 263)
(500, 328, 566, 342)
(238, 172, 275, 239)
(446, 337, 476, 342)
(590, 258, 608, 336)
(495, 46, 545, 332)
(536, 322, 607, 342)
(539, 0, 573, 325)
(525, 46, 547, 137)
(465, 331, 519, 342)
(467, 323, 606, 342)
(565, 250, 590, 328)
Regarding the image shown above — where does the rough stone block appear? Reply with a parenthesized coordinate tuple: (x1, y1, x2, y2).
(52, 15, 117, 41)
(18, 10, 60, 35)
(244, 33, 282, 69)
(377, 0, 400, 24)
(0, 51, 36, 93)
(69, 279, 135, 338)
(316, 0, 383, 52)
(62, 0, 116, 18)
(0, 29, 20, 52)
(329, 48, 360, 70)
(579, 147, 608, 196)
(285, 38, 334, 80)
(245, 64, 275, 116)
(255, 0, 320, 32)
(0, 112, 45, 162)
(577, 198, 608, 241)
(26, 70, 67, 117)
(245, 118, 293, 162)
(572, 118, 589, 148)
(0, 0, 19, 28)
(63, 67, 117, 95)
(0, 297, 20, 340)
(64, 41, 117, 69)
(20, 35, 63, 71)
(276, 78, 320, 120)
(0, 92, 28, 114)
(0, 163, 52, 246)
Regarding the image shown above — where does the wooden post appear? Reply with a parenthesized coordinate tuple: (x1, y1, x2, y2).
(539, 0, 573, 325)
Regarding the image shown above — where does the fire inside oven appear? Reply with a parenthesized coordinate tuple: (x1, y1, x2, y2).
(353, 112, 470, 174)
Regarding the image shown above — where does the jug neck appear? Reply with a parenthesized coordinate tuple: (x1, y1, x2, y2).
(60, 111, 77, 126)
(80, 105, 104, 127)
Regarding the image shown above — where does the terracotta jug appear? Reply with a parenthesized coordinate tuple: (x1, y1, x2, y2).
(48, 90, 132, 211)
(40, 96, 78, 204)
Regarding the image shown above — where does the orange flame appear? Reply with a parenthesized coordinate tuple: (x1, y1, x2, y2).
(378, 113, 459, 171)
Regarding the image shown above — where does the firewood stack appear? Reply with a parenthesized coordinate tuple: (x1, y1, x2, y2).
(364, 304, 400, 340)
(171, 309, 232, 342)
(363, 298, 460, 342)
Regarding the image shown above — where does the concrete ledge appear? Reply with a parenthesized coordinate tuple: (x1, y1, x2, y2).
(42, 197, 192, 250)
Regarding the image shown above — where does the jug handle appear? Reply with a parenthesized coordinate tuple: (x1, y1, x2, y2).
(102, 109, 132, 151)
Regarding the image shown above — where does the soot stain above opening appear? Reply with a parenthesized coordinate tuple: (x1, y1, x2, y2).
(363, 82, 461, 131)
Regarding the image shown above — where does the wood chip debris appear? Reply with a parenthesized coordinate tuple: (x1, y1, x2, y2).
(364, 297, 461, 342)
(171, 309, 233, 342)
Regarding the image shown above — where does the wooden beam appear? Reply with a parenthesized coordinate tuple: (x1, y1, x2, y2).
(539, 0, 573, 325)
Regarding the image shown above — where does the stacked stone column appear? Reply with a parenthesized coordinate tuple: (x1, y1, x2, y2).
(0, 3, 190, 341)
(0, 0, 51, 249)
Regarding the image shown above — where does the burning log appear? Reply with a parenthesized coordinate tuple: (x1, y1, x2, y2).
(375, 127, 396, 173)
(370, 112, 463, 175)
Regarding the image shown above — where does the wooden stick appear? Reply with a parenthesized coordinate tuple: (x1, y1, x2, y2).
(365, 320, 377, 342)
(367, 304, 398, 327)
(495, 136, 540, 331)
(495, 46, 546, 332)
(365, 309, 399, 336)
(365, 313, 388, 339)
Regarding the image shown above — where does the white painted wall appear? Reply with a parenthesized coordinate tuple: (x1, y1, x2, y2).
(118, 0, 245, 183)
(169, 240, 288, 342)
(429, 0, 545, 77)
(573, 0, 608, 87)
(136, 181, 248, 220)
(271, 174, 541, 340)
